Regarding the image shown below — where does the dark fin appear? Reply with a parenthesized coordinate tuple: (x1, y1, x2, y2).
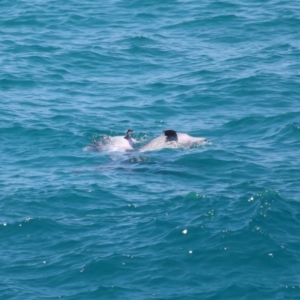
(163, 129, 178, 142)
(124, 129, 133, 139)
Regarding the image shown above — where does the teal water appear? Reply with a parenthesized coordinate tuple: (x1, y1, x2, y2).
(1, 0, 300, 299)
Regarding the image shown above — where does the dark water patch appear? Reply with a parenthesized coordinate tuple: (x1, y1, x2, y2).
(122, 35, 158, 45)
(0, 76, 37, 90)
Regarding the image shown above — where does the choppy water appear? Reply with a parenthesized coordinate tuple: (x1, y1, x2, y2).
(1, 1, 300, 299)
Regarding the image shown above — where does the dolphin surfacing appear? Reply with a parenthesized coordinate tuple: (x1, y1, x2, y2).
(140, 129, 206, 152)
(84, 129, 136, 152)
(84, 129, 206, 153)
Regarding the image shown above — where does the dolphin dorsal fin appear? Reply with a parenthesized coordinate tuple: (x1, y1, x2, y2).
(124, 129, 133, 139)
(163, 129, 178, 142)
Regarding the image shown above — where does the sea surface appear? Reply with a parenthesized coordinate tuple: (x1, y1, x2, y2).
(1, 0, 300, 299)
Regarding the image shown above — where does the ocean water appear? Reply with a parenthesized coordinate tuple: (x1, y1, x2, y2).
(1, 0, 300, 299)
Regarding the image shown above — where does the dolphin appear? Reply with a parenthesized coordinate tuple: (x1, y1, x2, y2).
(85, 129, 136, 152)
(140, 129, 206, 152)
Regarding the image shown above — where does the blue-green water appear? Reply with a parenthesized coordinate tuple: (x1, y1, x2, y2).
(1, 1, 300, 299)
